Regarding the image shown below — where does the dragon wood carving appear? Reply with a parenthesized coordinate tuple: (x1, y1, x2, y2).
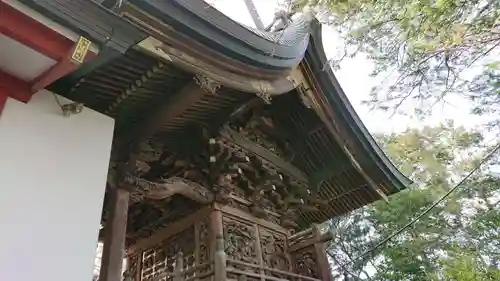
(123, 175, 214, 204)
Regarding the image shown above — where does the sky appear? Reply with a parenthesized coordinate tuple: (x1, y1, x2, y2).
(206, 0, 492, 134)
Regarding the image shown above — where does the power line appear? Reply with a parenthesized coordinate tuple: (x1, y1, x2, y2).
(331, 142, 500, 272)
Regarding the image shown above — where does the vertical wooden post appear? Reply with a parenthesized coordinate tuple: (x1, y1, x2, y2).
(135, 251, 142, 281)
(210, 210, 226, 281)
(253, 225, 265, 281)
(174, 252, 184, 281)
(312, 225, 333, 281)
(209, 209, 223, 255)
(99, 188, 130, 281)
(194, 221, 201, 267)
(213, 234, 227, 281)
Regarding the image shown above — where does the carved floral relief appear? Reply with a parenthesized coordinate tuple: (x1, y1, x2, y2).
(197, 217, 211, 272)
(222, 217, 258, 264)
(259, 228, 289, 271)
(292, 249, 320, 278)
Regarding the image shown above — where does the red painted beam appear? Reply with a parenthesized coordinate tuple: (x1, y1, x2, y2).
(0, 2, 73, 61)
(0, 2, 98, 99)
(0, 72, 32, 103)
(0, 71, 31, 115)
(32, 48, 97, 93)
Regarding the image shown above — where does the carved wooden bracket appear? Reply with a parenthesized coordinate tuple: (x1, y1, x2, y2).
(220, 126, 308, 183)
(123, 175, 214, 204)
(297, 84, 313, 108)
(194, 74, 221, 94)
(256, 90, 272, 104)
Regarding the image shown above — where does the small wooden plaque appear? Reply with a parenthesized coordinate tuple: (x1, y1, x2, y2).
(71, 36, 92, 64)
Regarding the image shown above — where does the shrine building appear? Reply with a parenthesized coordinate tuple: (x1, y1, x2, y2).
(0, 1, 411, 281)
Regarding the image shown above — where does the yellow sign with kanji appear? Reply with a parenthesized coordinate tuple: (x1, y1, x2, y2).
(71, 36, 92, 64)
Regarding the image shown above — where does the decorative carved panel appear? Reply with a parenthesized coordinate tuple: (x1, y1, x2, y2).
(222, 217, 258, 265)
(194, 74, 221, 94)
(259, 228, 288, 271)
(197, 217, 211, 272)
(291, 247, 320, 279)
(127, 196, 201, 245)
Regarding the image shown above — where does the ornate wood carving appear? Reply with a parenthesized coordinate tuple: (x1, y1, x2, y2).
(291, 248, 320, 279)
(297, 83, 313, 109)
(105, 97, 332, 250)
(216, 128, 329, 228)
(219, 211, 326, 281)
(222, 217, 258, 265)
(259, 228, 289, 271)
(256, 90, 272, 104)
(194, 74, 221, 94)
(126, 197, 201, 246)
(123, 175, 214, 204)
(134, 140, 164, 175)
(197, 217, 211, 272)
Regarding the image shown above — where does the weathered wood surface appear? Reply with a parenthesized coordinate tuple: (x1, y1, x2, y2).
(123, 175, 214, 204)
(100, 188, 130, 281)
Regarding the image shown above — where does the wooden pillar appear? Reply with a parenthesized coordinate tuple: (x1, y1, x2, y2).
(312, 225, 333, 281)
(209, 210, 223, 254)
(253, 225, 265, 281)
(99, 188, 130, 281)
(210, 210, 226, 281)
(214, 234, 227, 281)
(173, 252, 184, 281)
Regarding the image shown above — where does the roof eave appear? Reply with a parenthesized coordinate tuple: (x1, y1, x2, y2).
(125, 0, 310, 71)
(17, 0, 147, 53)
(303, 20, 412, 194)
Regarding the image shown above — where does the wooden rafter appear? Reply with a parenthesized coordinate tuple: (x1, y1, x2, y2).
(138, 78, 214, 138)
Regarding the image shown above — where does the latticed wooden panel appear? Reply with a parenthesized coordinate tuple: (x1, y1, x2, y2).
(135, 214, 214, 281)
(140, 226, 195, 281)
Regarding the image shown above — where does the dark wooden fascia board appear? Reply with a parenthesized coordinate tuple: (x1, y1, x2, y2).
(126, 0, 309, 70)
(18, 0, 147, 53)
(303, 20, 411, 193)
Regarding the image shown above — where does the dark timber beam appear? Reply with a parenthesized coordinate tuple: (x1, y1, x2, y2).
(105, 61, 165, 116)
(139, 74, 220, 138)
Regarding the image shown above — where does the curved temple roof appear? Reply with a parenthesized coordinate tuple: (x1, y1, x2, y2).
(126, 0, 312, 70)
(44, 0, 411, 230)
(122, 0, 411, 193)
(304, 21, 411, 193)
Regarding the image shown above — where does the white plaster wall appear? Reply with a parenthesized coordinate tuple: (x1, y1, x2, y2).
(0, 90, 114, 281)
